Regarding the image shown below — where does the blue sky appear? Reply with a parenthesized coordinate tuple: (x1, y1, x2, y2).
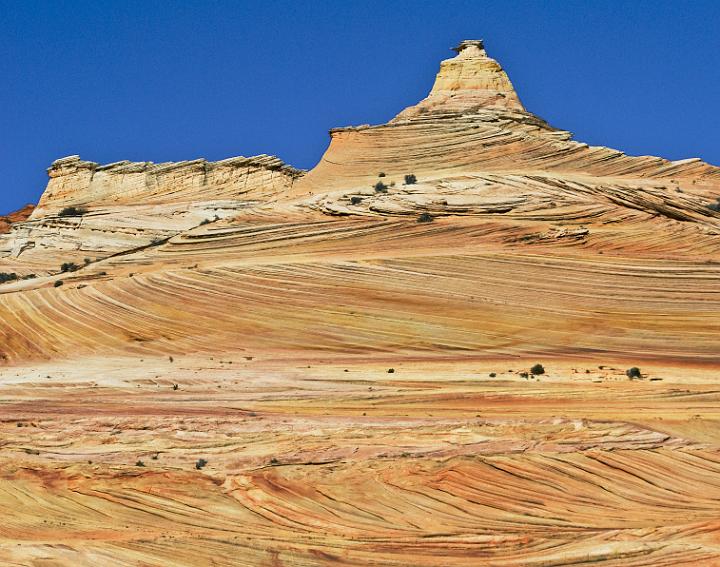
(1, 0, 719, 213)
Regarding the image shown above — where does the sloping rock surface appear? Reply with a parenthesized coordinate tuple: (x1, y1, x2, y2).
(0, 41, 719, 566)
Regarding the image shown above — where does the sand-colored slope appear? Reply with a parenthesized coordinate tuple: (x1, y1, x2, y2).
(0, 40, 719, 566)
(0, 216, 718, 365)
(1, 357, 720, 566)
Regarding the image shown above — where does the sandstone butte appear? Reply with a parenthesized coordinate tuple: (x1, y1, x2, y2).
(0, 39, 719, 566)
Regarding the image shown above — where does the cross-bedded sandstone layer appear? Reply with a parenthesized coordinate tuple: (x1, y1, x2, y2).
(0, 204, 34, 234)
(0, 40, 719, 566)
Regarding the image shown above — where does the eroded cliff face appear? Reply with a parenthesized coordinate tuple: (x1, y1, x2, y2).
(0, 41, 719, 567)
(33, 154, 303, 216)
(0, 204, 34, 234)
(0, 154, 303, 275)
(396, 39, 526, 118)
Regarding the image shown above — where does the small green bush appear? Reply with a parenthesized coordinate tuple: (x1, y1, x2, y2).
(417, 212, 434, 223)
(195, 458, 208, 470)
(626, 367, 642, 379)
(530, 363, 545, 375)
(60, 262, 79, 273)
(378, 172, 386, 177)
(707, 201, 720, 212)
(199, 219, 211, 226)
(350, 196, 363, 205)
(54, 280, 64, 288)
(404, 174, 417, 185)
(374, 181, 388, 193)
(0, 272, 18, 284)
(136, 460, 145, 467)
(58, 206, 87, 217)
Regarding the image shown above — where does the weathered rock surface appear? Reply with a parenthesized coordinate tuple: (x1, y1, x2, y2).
(0, 204, 34, 234)
(0, 41, 719, 566)
(0, 155, 303, 276)
(35, 154, 303, 215)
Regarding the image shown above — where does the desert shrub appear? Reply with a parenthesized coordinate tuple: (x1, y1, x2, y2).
(404, 174, 417, 185)
(519, 371, 529, 379)
(195, 458, 208, 470)
(417, 212, 434, 223)
(53, 280, 63, 288)
(172, 383, 179, 390)
(58, 206, 87, 217)
(22, 274, 36, 280)
(530, 363, 545, 375)
(387, 368, 395, 374)
(350, 196, 363, 205)
(378, 172, 386, 177)
(374, 181, 388, 193)
(626, 367, 642, 379)
(489, 372, 497, 377)
(136, 460, 145, 467)
(0, 272, 18, 283)
(199, 219, 211, 226)
(708, 201, 720, 212)
(60, 262, 79, 273)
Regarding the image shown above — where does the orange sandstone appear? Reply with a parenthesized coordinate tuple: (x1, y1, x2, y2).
(0, 41, 718, 566)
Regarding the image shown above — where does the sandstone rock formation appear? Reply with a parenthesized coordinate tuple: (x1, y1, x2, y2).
(34, 154, 303, 215)
(0, 154, 303, 277)
(0, 204, 34, 234)
(0, 41, 719, 566)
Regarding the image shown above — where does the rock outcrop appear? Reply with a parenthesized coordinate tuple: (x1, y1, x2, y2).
(0, 204, 34, 234)
(0, 41, 719, 567)
(294, 41, 720, 220)
(34, 154, 303, 216)
(0, 155, 303, 276)
(395, 39, 526, 118)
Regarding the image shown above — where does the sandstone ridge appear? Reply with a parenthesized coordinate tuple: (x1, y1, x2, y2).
(33, 153, 304, 217)
(294, 41, 720, 209)
(0, 40, 719, 567)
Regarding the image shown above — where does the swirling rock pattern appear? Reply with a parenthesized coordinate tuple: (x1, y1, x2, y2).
(0, 41, 719, 566)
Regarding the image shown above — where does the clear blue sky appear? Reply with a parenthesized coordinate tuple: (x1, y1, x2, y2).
(1, 0, 719, 213)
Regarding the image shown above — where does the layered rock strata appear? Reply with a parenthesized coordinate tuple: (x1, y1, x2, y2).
(34, 154, 303, 216)
(0, 40, 719, 566)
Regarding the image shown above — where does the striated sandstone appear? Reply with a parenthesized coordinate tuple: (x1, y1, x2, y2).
(0, 204, 34, 234)
(0, 41, 719, 566)
(395, 39, 525, 119)
(0, 155, 304, 276)
(35, 154, 303, 216)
